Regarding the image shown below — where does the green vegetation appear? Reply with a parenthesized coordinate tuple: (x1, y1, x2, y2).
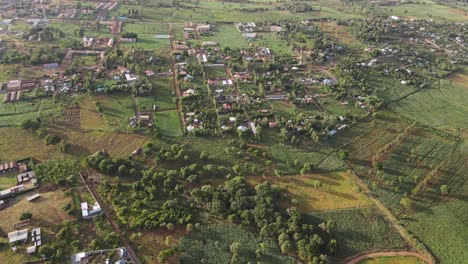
(179, 225, 298, 264)
(305, 207, 406, 258)
(154, 110, 183, 137)
(405, 200, 468, 264)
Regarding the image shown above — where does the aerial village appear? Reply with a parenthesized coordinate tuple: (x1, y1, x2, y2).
(0, 0, 466, 263)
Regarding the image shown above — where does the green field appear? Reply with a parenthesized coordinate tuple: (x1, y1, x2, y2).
(390, 74, 468, 133)
(179, 225, 298, 264)
(305, 207, 406, 258)
(257, 33, 292, 55)
(0, 97, 63, 127)
(201, 24, 249, 49)
(135, 77, 176, 111)
(0, 171, 18, 191)
(96, 94, 135, 131)
(154, 110, 183, 137)
(380, 3, 468, 21)
(405, 200, 468, 264)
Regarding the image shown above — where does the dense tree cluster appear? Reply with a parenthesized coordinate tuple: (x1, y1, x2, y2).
(191, 177, 336, 263)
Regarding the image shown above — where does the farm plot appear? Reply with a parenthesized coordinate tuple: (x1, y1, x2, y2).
(0, 98, 64, 127)
(371, 128, 458, 212)
(410, 150, 468, 213)
(390, 74, 468, 133)
(305, 206, 406, 259)
(154, 110, 183, 137)
(404, 200, 468, 264)
(200, 24, 249, 49)
(179, 225, 297, 264)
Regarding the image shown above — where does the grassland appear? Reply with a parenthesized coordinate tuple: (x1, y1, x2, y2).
(201, 24, 249, 49)
(404, 200, 468, 264)
(249, 172, 371, 212)
(79, 95, 110, 131)
(204, 65, 227, 78)
(0, 190, 73, 233)
(154, 110, 183, 137)
(380, 3, 468, 21)
(0, 171, 18, 191)
(95, 94, 135, 131)
(46, 125, 148, 158)
(305, 207, 407, 258)
(179, 225, 297, 264)
(256, 33, 292, 55)
(0, 127, 66, 162)
(135, 77, 176, 111)
(270, 144, 345, 174)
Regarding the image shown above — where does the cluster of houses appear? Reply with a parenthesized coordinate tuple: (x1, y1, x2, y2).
(0, 160, 38, 209)
(235, 22, 284, 41)
(8, 228, 42, 254)
(71, 247, 129, 264)
(129, 111, 153, 127)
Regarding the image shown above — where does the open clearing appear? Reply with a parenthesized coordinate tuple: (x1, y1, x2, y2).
(0, 190, 73, 233)
(47, 125, 148, 158)
(154, 110, 183, 137)
(79, 95, 110, 131)
(249, 172, 371, 212)
(0, 127, 66, 161)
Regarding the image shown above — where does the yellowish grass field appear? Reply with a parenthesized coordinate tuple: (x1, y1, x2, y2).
(249, 172, 371, 212)
(358, 255, 425, 264)
(47, 125, 149, 158)
(0, 190, 73, 233)
(0, 127, 66, 162)
(79, 95, 110, 131)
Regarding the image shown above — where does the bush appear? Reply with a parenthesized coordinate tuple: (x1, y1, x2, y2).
(20, 212, 33, 220)
(45, 134, 61, 145)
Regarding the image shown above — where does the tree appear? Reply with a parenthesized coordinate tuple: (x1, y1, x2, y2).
(21, 119, 40, 132)
(400, 197, 412, 209)
(167, 223, 174, 231)
(45, 134, 61, 145)
(440, 185, 449, 195)
(338, 149, 349, 160)
(20, 212, 33, 220)
(186, 223, 194, 233)
(38, 244, 55, 258)
(118, 165, 129, 177)
(200, 151, 209, 161)
(280, 240, 292, 254)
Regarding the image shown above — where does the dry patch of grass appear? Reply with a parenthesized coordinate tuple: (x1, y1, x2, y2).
(358, 256, 425, 264)
(0, 127, 66, 162)
(47, 125, 149, 158)
(79, 95, 110, 131)
(133, 227, 185, 263)
(0, 190, 73, 233)
(249, 172, 371, 212)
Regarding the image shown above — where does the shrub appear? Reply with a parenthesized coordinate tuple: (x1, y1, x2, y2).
(20, 212, 33, 220)
(45, 134, 61, 145)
